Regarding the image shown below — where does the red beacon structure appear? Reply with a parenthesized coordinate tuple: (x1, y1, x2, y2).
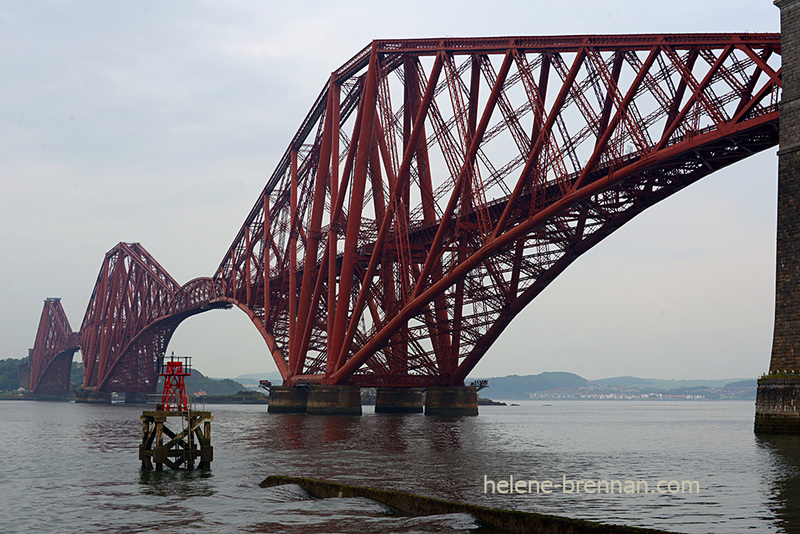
(139, 352, 214, 471)
(158, 352, 191, 411)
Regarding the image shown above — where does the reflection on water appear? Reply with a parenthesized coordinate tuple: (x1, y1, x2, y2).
(1, 400, 799, 533)
(139, 469, 215, 498)
(369, 413, 410, 452)
(321, 414, 359, 444)
(757, 435, 800, 532)
(428, 417, 463, 451)
(271, 413, 307, 450)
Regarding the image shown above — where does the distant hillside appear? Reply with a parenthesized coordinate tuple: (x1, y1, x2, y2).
(469, 372, 757, 400)
(234, 371, 283, 385)
(588, 376, 751, 389)
(0, 357, 25, 391)
(160, 369, 247, 396)
(616, 377, 751, 390)
(474, 372, 587, 399)
(724, 379, 758, 389)
(592, 376, 652, 387)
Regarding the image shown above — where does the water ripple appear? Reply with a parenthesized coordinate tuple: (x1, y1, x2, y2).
(0, 400, 792, 533)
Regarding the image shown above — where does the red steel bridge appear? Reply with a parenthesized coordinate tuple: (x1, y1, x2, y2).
(28, 33, 782, 396)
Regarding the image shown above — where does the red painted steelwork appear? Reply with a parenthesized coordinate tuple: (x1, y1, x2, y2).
(158, 355, 190, 411)
(29, 299, 79, 394)
(76, 244, 230, 393)
(28, 33, 782, 394)
(214, 33, 781, 388)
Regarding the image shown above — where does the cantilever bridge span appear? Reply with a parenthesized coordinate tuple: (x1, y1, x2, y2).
(29, 33, 782, 396)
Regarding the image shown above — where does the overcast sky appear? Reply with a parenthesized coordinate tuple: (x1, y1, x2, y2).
(0, 1, 781, 381)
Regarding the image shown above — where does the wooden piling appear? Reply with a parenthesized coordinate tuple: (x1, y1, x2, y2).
(139, 410, 213, 470)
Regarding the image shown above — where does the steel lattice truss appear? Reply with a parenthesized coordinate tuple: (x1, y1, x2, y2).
(29, 243, 229, 393)
(215, 34, 781, 387)
(29, 299, 79, 393)
(29, 34, 782, 393)
(78, 243, 181, 392)
(75, 243, 226, 392)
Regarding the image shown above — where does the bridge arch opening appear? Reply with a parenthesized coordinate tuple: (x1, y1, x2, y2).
(471, 150, 777, 382)
(165, 304, 281, 384)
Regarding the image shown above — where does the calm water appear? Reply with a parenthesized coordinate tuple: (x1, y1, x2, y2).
(1, 400, 798, 533)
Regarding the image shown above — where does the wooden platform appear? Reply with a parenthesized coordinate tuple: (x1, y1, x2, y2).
(139, 410, 213, 471)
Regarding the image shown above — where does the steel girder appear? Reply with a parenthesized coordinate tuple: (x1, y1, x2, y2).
(77, 243, 180, 391)
(28, 245, 231, 394)
(214, 33, 781, 387)
(29, 298, 79, 394)
(28, 33, 783, 393)
(76, 244, 225, 392)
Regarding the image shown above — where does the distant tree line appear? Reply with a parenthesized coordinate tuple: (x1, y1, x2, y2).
(0, 357, 84, 392)
(0, 357, 25, 391)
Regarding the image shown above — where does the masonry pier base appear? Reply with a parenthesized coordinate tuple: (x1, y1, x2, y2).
(424, 387, 478, 416)
(755, 377, 800, 433)
(74, 390, 112, 404)
(267, 386, 309, 413)
(757, 0, 800, 434)
(125, 392, 149, 404)
(306, 386, 362, 415)
(375, 387, 424, 414)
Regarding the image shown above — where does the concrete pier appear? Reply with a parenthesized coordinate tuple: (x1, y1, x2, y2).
(267, 386, 309, 413)
(125, 392, 149, 404)
(424, 386, 478, 416)
(74, 390, 112, 403)
(374, 387, 424, 414)
(306, 386, 362, 415)
(756, 376, 800, 432)
(756, 0, 800, 433)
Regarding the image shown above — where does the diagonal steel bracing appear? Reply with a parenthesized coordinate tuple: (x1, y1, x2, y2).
(29, 33, 782, 393)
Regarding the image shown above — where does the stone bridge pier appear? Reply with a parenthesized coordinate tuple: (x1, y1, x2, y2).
(756, 0, 800, 433)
